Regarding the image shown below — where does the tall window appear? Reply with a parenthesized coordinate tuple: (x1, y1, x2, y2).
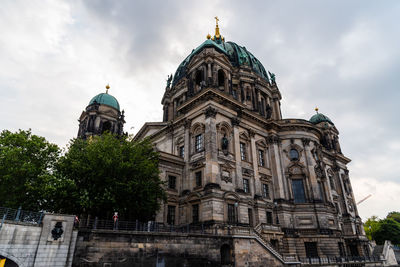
(292, 179, 306, 203)
(243, 178, 250, 193)
(266, 211, 273, 224)
(168, 175, 176, 189)
(228, 204, 236, 224)
(179, 146, 185, 158)
(318, 181, 325, 202)
(192, 204, 199, 223)
(305, 242, 318, 258)
(289, 149, 299, 161)
(329, 175, 335, 191)
(195, 134, 203, 152)
(258, 149, 265, 166)
(167, 205, 175, 225)
(263, 184, 270, 198)
(195, 171, 202, 187)
(240, 142, 246, 161)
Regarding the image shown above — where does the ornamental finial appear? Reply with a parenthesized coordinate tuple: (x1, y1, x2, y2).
(106, 84, 110, 94)
(315, 107, 319, 113)
(214, 16, 221, 38)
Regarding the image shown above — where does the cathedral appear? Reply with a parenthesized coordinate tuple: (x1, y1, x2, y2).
(78, 19, 370, 263)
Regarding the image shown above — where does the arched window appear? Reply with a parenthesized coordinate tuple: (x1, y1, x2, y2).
(195, 70, 203, 86)
(289, 149, 299, 161)
(292, 179, 306, 203)
(102, 121, 112, 134)
(218, 69, 225, 89)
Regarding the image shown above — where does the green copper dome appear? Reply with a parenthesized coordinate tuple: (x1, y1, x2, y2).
(89, 93, 120, 111)
(172, 38, 270, 86)
(309, 113, 334, 125)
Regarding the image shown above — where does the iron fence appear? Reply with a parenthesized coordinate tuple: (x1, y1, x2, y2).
(0, 207, 44, 226)
(299, 256, 382, 265)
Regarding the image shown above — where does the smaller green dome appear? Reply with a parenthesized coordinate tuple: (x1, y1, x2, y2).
(309, 113, 334, 125)
(89, 93, 120, 111)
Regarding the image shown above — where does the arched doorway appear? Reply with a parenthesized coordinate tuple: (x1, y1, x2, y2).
(220, 244, 232, 265)
(0, 257, 19, 267)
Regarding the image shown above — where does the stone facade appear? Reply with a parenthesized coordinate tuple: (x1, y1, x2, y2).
(0, 213, 77, 267)
(134, 22, 370, 262)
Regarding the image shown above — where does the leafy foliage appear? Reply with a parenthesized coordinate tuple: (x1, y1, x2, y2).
(364, 212, 400, 245)
(0, 129, 60, 210)
(364, 216, 380, 241)
(57, 133, 166, 220)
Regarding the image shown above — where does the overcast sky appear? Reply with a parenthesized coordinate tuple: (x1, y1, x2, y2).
(1, 0, 399, 220)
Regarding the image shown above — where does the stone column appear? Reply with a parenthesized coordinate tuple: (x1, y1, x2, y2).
(232, 117, 242, 189)
(183, 119, 191, 190)
(250, 131, 261, 196)
(204, 107, 219, 185)
(272, 97, 281, 120)
(267, 134, 285, 200)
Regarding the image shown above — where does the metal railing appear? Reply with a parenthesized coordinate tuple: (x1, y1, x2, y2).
(0, 207, 44, 227)
(299, 256, 382, 265)
(78, 218, 238, 235)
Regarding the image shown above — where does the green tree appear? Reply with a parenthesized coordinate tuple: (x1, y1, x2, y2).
(57, 133, 166, 221)
(387, 211, 400, 223)
(364, 215, 380, 241)
(372, 218, 400, 245)
(0, 129, 60, 211)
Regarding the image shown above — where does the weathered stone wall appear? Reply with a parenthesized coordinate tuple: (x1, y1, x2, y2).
(73, 230, 285, 267)
(0, 213, 77, 267)
(73, 230, 232, 267)
(233, 237, 284, 267)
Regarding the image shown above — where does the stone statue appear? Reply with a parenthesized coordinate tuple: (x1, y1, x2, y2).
(265, 104, 272, 119)
(221, 134, 229, 150)
(166, 74, 173, 88)
(268, 71, 276, 84)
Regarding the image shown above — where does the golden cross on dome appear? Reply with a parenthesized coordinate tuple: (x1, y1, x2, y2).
(215, 16, 219, 26)
(106, 84, 110, 94)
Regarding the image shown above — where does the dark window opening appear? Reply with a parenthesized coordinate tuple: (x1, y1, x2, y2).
(338, 242, 345, 257)
(289, 149, 299, 161)
(240, 142, 246, 161)
(263, 184, 270, 198)
(228, 204, 236, 224)
(292, 179, 306, 203)
(220, 244, 232, 265)
(305, 242, 318, 258)
(329, 175, 335, 190)
(102, 121, 112, 134)
(179, 146, 185, 158)
(195, 70, 203, 86)
(248, 208, 253, 227)
(270, 239, 279, 250)
(232, 89, 237, 99)
(348, 244, 359, 256)
(243, 178, 250, 193)
(218, 69, 225, 88)
(167, 205, 175, 225)
(195, 171, 202, 187)
(258, 149, 265, 166)
(318, 181, 325, 202)
(192, 204, 199, 223)
(168, 175, 176, 189)
(266, 211, 273, 224)
(195, 134, 203, 152)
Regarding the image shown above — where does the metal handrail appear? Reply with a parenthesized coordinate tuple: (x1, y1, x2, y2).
(0, 207, 43, 228)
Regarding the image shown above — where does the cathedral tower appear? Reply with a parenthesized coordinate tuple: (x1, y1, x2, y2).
(77, 85, 125, 139)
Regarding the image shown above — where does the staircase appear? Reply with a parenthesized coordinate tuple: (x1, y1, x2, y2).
(252, 223, 300, 265)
